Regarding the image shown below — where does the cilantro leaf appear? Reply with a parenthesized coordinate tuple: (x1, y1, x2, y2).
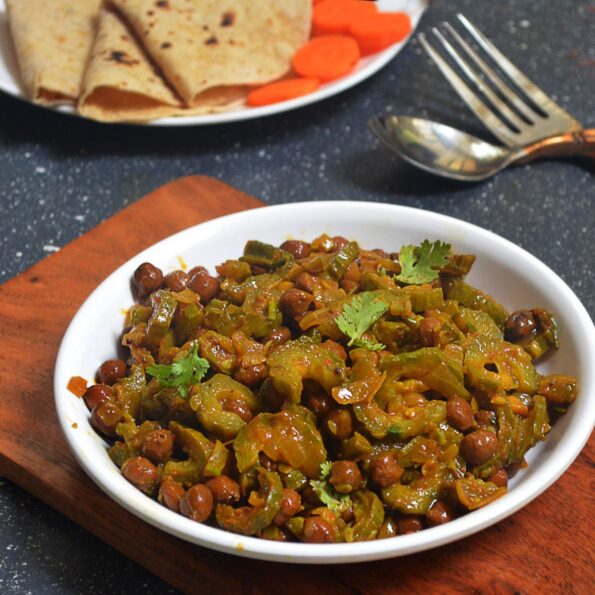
(336, 292, 388, 351)
(146, 344, 209, 398)
(396, 240, 451, 285)
(309, 461, 352, 513)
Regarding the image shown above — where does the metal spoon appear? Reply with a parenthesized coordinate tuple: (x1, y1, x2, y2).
(369, 115, 595, 182)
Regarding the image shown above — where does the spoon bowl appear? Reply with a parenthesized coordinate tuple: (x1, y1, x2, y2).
(370, 115, 595, 181)
(369, 115, 518, 181)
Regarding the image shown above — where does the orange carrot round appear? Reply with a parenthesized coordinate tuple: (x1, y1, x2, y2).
(312, 0, 378, 36)
(247, 78, 321, 107)
(293, 35, 361, 82)
(350, 12, 412, 55)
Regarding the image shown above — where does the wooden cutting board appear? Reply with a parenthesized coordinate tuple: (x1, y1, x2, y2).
(0, 176, 592, 594)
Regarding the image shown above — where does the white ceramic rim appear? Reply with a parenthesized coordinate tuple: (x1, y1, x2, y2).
(54, 201, 595, 564)
(0, 0, 426, 127)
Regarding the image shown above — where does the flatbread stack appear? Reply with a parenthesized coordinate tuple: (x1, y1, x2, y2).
(6, 0, 312, 122)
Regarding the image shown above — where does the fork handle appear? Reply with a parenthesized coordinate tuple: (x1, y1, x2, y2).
(518, 129, 595, 163)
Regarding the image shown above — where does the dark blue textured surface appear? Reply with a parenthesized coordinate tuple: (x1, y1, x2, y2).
(0, 1, 593, 593)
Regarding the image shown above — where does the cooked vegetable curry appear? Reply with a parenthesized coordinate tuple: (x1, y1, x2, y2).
(76, 235, 577, 542)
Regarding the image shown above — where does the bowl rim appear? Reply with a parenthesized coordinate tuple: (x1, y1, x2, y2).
(54, 200, 595, 564)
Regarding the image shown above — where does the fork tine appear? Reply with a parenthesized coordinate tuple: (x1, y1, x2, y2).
(442, 22, 538, 124)
(432, 27, 529, 134)
(457, 14, 581, 127)
(419, 34, 519, 146)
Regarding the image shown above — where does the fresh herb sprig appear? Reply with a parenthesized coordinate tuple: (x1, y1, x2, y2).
(309, 461, 352, 513)
(396, 239, 451, 285)
(146, 344, 209, 398)
(336, 292, 387, 351)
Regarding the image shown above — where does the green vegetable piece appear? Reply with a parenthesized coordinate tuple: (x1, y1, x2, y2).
(455, 477, 506, 510)
(216, 469, 283, 536)
(234, 407, 327, 478)
(162, 459, 203, 486)
(381, 478, 441, 514)
(336, 292, 388, 350)
(126, 304, 152, 326)
(116, 419, 161, 453)
(198, 331, 237, 374)
(285, 516, 305, 539)
(441, 253, 476, 276)
(327, 241, 359, 280)
(354, 399, 446, 440)
(267, 337, 347, 404)
(310, 461, 352, 513)
(240, 240, 292, 269)
(402, 286, 445, 312)
(147, 343, 209, 398)
(190, 374, 260, 441)
(145, 290, 178, 347)
(174, 302, 204, 344)
(339, 432, 373, 460)
(113, 364, 146, 418)
(204, 440, 230, 478)
(169, 420, 212, 464)
(108, 441, 133, 468)
(344, 491, 385, 542)
(458, 307, 503, 339)
(380, 348, 469, 399)
(464, 336, 539, 394)
(396, 240, 451, 285)
(443, 278, 509, 329)
(522, 309, 560, 360)
(281, 468, 307, 491)
(474, 396, 550, 478)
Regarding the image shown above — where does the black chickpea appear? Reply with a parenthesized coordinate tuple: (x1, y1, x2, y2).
(133, 262, 163, 299)
(489, 468, 509, 488)
(273, 489, 302, 525)
(425, 501, 457, 527)
(397, 516, 424, 535)
(324, 408, 354, 440)
(188, 270, 220, 302)
(180, 484, 213, 523)
(280, 240, 311, 260)
(206, 476, 241, 504)
(460, 430, 498, 466)
(446, 397, 475, 432)
(97, 359, 127, 385)
(329, 461, 363, 494)
(83, 384, 113, 411)
(279, 287, 313, 318)
(158, 476, 185, 512)
(121, 457, 159, 495)
(302, 517, 335, 543)
(369, 452, 404, 487)
(91, 401, 123, 436)
(163, 270, 189, 292)
(140, 429, 175, 463)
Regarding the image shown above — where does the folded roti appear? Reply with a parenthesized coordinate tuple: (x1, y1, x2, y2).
(6, 0, 101, 105)
(79, 9, 247, 123)
(109, 0, 311, 106)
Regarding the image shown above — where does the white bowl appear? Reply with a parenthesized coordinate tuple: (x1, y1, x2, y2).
(54, 201, 595, 564)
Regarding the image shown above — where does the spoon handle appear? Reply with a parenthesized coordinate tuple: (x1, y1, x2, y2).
(517, 129, 595, 163)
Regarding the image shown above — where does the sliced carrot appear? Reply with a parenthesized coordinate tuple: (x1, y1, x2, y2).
(247, 78, 321, 107)
(350, 12, 412, 55)
(293, 35, 361, 82)
(312, 0, 377, 36)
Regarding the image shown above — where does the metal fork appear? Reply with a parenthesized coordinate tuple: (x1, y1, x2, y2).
(419, 14, 583, 147)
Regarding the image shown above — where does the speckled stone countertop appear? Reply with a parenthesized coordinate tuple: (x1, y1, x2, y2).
(0, 0, 593, 593)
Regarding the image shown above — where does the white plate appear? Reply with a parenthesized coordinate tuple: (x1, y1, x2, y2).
(0, 0, 426, 126)
(54, 201, 595, 564)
